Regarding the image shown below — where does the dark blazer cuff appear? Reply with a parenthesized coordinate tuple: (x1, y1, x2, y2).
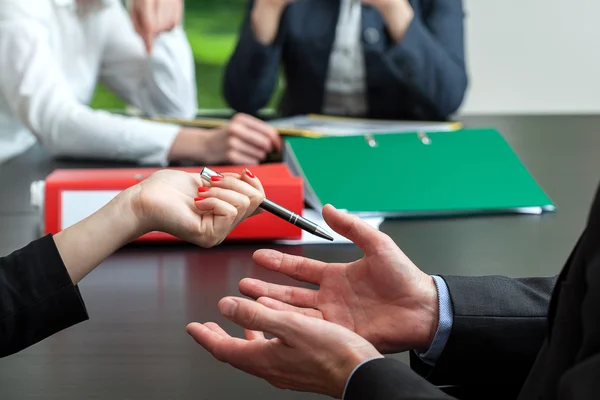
(384, 16, 429, 77)
(236, 15, 287, 79)
(345, 358, 451, 400)
(0, 235, 89, 357)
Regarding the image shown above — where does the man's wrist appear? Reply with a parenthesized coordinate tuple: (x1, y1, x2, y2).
(416, 276, 453, 365)
(418, 274, 440, 350)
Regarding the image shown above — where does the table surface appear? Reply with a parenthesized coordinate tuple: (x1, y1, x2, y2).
(1, 115, 600, 399)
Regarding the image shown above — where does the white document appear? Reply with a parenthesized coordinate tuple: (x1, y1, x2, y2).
(276, 209, 384, 245)
(270, 115, 460, 137)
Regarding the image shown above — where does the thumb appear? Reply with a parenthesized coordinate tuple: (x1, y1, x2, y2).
(322, 204, 392, 253)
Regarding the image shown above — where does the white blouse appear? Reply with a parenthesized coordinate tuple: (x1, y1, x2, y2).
(322, 0, 368, 117)
(0, 0, 197, 166)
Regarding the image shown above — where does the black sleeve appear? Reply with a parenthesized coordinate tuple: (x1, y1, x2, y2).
(411, 275, 555, 394)
(0, 234, 89, 358)
(345, 358, 453, 400)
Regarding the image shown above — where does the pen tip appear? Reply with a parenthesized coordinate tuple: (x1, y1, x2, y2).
(315, 227, 334, 241)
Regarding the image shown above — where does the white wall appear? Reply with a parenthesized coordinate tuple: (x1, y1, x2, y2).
(460, 0, 600, 115)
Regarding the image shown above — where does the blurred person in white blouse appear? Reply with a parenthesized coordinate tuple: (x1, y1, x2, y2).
(0, 0, 281, 166)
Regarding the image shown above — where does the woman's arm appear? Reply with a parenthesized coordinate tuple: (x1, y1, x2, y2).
(0, 169, 265, 357)
(223, 0, 290, 115)
(365, 0, 468, 119)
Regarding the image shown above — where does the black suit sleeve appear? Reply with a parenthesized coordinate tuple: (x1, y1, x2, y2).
(345, 358, 453, 400)
(411, 275, 555, 394)
(0, 235, 89, 358)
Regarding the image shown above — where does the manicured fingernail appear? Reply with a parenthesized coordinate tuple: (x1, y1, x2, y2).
(198, 187, 210, 193)
(220, 298, 238, 317)
(245, 168, 255, 178)
(211, 176, 223, 182)
(194, 197, 204, 202)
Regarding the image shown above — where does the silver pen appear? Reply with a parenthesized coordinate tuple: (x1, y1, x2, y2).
(200, 167, 334, 241)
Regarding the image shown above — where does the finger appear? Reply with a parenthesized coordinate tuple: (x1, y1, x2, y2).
(220, 172, 242, 179)
(244, 329, 266, 341)
(322, 204, 394, 253)
(196, 186, 252, 227)
(204, 322, 228, 337)
(232, 113, 282, 152)
(190, 173, 206, 189)
(252, 249, 326, 284)
(240, 168, 266, 197)
(194, 197, 238, 224)
(257, 296, 324, 319)
(155, 4, 164, 33)
(207, 171, 264, 216)
(140, 0, 156, 53)
(173, 0, 183, 28)
(229, 135, 268, 161)
(208, 175, 265, 219)
(238, 278, 319, 308)
(187, 322, 274, 377)
(227, 149, 261, 165)
(186, 322, 251, 363)
(131, 7, 142, 36)
(229, 119, 273, 153)
(218, 297, 300, 340)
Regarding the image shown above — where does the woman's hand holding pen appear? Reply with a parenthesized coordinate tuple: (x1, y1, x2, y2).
(130, 169, 265, 248)
(54, 169, 265, 284)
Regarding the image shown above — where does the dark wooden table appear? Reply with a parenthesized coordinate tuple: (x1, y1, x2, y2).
(1, 115, 599, 399)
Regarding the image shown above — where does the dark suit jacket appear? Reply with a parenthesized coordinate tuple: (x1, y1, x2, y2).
(0, 235, 88, 358)
(223, 0, 467, 121)
(345, 184, 600, 399)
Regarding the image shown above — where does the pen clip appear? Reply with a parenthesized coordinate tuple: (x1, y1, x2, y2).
(200, 167, 222, 182)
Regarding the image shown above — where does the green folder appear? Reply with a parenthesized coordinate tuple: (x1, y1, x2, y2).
(284, 128, 555, 217)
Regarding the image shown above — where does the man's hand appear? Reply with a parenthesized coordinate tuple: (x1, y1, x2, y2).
(131, 0, 183, 53)
(187, 297, 382, 398)
(240, 204, 439, 353)
(361, 0, 414, 42)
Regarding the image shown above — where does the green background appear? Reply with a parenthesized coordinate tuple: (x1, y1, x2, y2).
(90, 0, 278, 111)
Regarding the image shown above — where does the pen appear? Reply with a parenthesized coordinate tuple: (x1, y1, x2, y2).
(145, 116, 323, 138)
(200, 167, 334, 241)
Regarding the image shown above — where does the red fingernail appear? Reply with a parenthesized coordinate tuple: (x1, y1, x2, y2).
(194, 197, 204, 202)
(245, 168, 255, 178)
(198, 187, 210, 193)
(210, 176, 223, 182)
